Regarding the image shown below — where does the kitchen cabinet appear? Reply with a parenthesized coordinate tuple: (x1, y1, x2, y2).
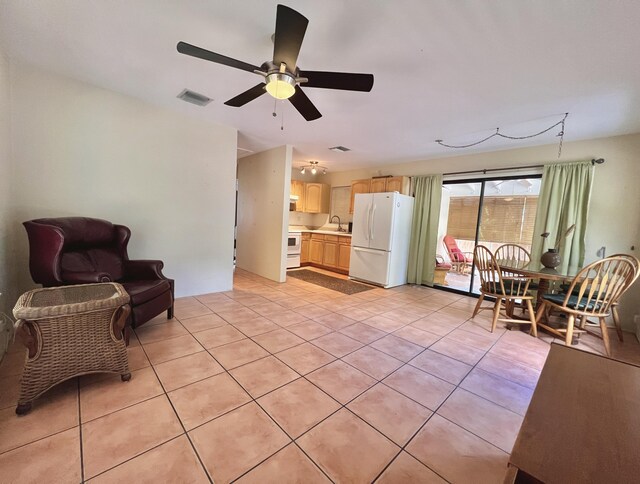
(304, 183, 330, 214)
(385, 176, 411, 194)
(337, 238, 351, 272)
(349, 179, 371, 214)
(290, 180, 306, 212)
(309, 236, 324, 265)
(323, 235, 339, 268)
(370, 178, 387, 193)
(300, 235, 310, 264)
(300, 232, 352, 274)
(349, 176, 411, 213)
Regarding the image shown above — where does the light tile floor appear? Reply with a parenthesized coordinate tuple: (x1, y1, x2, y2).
(1, 267, 639, 483)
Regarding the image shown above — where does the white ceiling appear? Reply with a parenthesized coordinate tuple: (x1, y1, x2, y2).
(2, 0, 640, 171)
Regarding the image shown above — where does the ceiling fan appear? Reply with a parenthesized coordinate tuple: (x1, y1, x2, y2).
(177, 4, 374, 121)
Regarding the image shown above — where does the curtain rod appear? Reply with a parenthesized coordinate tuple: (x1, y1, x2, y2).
(442, 158, 604, 176)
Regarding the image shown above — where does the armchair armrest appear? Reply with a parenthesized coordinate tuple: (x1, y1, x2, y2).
(62, 271, 112, 284)
(124, 260, 167, 280)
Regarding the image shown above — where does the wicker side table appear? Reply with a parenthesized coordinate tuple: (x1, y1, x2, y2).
(12, 283, 131, 415)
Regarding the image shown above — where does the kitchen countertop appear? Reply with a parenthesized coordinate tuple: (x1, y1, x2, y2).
(290, 227, 352, 237)
(304, 229, 352, 237)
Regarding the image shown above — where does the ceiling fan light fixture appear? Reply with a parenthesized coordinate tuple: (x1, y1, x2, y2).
(311, 166, 317, 175)
(265, 72, 296, 100)
(300, 167, 306, 174)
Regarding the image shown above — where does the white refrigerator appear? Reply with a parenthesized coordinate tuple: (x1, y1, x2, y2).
(349, 192, 415, 288)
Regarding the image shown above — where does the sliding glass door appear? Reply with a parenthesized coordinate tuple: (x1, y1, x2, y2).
(435, 175, 542, 295)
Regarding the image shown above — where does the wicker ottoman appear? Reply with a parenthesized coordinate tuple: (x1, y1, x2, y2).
(12, 283, 131, 415)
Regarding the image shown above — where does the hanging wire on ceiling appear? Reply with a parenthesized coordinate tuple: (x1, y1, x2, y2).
(435, 113, 569, 158)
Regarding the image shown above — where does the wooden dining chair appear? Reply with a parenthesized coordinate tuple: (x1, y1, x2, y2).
(472, 245, 538, 334)
(494, 244, 531, 266)
(603, 253, 639, 342)
(535, 256, 636, 356)
(494, 244, 536, 314)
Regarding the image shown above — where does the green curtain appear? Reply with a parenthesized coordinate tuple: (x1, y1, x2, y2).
(407, 175, 443, 285)
(530, 161, 594, 273)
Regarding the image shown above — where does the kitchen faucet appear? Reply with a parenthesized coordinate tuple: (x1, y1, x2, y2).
(330, 215, 345, 232)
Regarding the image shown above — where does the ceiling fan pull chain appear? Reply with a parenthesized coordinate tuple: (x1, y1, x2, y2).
(272, 96, 277, 117)
(281, 103, 285, 131)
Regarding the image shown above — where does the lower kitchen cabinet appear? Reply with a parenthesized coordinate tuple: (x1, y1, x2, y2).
(338, 242, 351, 272)
(301, 233, 351, 274)
(300, 237, 310, 264)
(323, 239, 339, 268)
(309, 238, 324, 265)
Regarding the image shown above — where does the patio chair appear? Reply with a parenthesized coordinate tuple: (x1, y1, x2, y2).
(443, 235, 473, 274)
(472, 245, 538, 334)
(535, 256, 636, 356)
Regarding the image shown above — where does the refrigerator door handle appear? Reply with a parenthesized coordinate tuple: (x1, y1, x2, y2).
(353, 247, 385, 255)
(370, 204, 376, 241)
(364, 203, 371, 241)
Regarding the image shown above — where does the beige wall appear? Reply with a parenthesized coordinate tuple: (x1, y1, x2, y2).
(327, 134, 640, 330)
(237, 145, 292, 282)
(8, 63, 238, 299)
(0, 47, 13, 355)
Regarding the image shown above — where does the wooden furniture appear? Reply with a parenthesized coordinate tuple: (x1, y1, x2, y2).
(338, 238, 351, 272)
(608, 253, 639, 340)
(434, 255, 451, 285)
(533, 256, 636, 356)
(349, 179, 371, 213)
(496, 259, 584, 309)
(290, 180, 306, 212)
(349, 176, 410, 213)
(443, 235, 473, 274)
(300, 232, 310, 263)
(309, 234, 324, 265)
(495, 244, 535, 314)
(290, 181, 330, 213)
(506, 344, 640, 483)
(494, 244, 531, 266)
(472, 245, 538, 335)
(12, 283, 131, 415)
(301, 233, 352, 274)
(305, 183, 330, 213)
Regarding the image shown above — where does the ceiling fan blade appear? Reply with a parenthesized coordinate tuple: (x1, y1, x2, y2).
(298, 71, 374, 92)
(224, 83, 267, 107)
(289, 86, 322, 121)
(273, 5, 308, 71)
(177, 41, 261, 73)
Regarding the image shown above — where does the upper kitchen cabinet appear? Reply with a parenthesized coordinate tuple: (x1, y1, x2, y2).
(385, 176, 411, 194)
(305, 183, 330, 213)
(350, 177, 411, 212)
(290, 180, 306, 212)
(370, 178, 387, 193)
(349, 179, 371, 213)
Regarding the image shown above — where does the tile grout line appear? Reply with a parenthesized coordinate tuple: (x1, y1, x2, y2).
(374, 313, 525, 482)
(76, 378, 85, 483)
(13, 278, 535, 482)
(135, 324, 215, 484)
(197, 343, 336, 483)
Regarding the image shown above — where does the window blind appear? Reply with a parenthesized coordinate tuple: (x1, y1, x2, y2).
(446, 196, 538, 244)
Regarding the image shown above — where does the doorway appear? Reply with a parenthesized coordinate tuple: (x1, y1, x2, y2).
(435, 175, 542, 295)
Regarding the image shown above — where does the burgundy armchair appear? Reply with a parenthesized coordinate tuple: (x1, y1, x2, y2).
(23, 217, 174, 341)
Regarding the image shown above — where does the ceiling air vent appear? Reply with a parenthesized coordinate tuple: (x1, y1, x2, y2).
(329, 146, 350, 152)
(177, 89, 212, 106)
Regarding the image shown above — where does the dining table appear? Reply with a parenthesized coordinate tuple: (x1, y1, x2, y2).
(495, 259, 585, 342)
(496, 259, 583, 308)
